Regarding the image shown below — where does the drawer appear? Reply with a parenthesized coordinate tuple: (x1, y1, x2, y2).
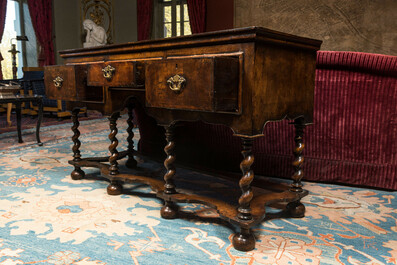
(145, 56, 240, 112)
(87, 61, 144, 87)
(44, 65, 87, 101)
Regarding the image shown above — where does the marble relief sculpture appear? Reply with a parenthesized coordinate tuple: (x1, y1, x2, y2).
(83, 19, 107, 48)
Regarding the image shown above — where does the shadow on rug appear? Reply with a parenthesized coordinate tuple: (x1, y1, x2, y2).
(0, 117, 396, 265)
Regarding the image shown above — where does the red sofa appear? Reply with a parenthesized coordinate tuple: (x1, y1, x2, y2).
(135, 51, 397, 190)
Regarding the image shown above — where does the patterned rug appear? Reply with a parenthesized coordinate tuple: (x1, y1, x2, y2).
(0, 111, 104, 151)
(0, 110, 103, 149)
(0, 117, 396, 265)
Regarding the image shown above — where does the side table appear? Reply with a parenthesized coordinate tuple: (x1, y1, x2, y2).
(0, 94, 43, 146)
(44, 27, 321, 251)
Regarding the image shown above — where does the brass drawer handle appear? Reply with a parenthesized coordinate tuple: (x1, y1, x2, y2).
(167, 74, 186, 93)
(102, 65, 115, 80)
(53, 76, 64, 88)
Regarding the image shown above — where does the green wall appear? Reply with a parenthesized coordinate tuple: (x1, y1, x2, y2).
(53, 0, 138, 64)
(235, 0, 397, 55)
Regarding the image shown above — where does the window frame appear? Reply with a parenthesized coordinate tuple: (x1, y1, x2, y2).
(16, 0, 28, 68)
(1, 0, 38, 79)
(153, 0, 191, 39)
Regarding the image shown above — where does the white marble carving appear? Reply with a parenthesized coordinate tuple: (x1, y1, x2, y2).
(83, 19, 107, 48)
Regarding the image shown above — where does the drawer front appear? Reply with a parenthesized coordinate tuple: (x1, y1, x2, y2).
(145, 56, 239, 112)
(87, 61, 143, 87)
(44, 65, 87, 101)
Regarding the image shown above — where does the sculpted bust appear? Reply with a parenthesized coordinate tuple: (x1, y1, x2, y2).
(83, 19, 107, 48)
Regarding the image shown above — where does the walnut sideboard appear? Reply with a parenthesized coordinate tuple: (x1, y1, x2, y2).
(44, 27, 322, 251)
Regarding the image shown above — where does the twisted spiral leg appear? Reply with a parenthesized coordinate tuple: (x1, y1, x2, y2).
(161, 125, 178, 219)
(126, 104, 137, 169)
(287, 117, 306, 218)
(71, 108, 84, 180)
(163, 125, 176, 195)
(107, 112, 122, 195)
(238, 137, 254, 221)
(232, 137, 256, 251)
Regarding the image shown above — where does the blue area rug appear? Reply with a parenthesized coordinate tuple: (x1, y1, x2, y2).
(0, 117, 396, 264)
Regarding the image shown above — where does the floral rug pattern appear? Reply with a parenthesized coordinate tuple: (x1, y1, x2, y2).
(0, 117, 396, 265)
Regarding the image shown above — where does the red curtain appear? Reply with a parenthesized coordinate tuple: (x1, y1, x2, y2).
(137, 0, 153, 41)
(0, 0, 7, 80)
(187, 0, 206, 34)
(27, 0, 55, 66)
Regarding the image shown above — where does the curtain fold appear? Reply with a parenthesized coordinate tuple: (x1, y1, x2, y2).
(0, 0, 8, 80)
(27, 0, 54, 66)
(187, 0, 206, 34)
(137, 0, 153, 41)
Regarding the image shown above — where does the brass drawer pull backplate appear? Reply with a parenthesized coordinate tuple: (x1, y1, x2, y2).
(167, 74, 186, 93)
(53, 76, 64, 88)
(102, 65, 116, 80)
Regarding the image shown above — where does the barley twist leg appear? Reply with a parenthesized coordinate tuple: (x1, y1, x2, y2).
(232, 137, 255, 252)
(71, 108, 85, 180)
(126, 103, 137, 168)
(160, 125, 178, 219)
(107, 112, 122, 195)
(287, 117, 306, 218)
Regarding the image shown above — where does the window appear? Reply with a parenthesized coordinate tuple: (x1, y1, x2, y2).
(0, 0, 38, 79)
(153, 0, 192, 39)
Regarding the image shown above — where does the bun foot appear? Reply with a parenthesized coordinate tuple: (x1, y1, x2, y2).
(71, 168, 85, 180)
(232, 229, 255, 252)
(287, 201, 305, 218)
(125, 157, 138, 169)
(107, 181, 123, 195)
(160, 203, 178, 219)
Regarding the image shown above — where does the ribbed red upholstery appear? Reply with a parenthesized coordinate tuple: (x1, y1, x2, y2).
(136, 51, 397, 190)
(316, 51, 397, 76)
